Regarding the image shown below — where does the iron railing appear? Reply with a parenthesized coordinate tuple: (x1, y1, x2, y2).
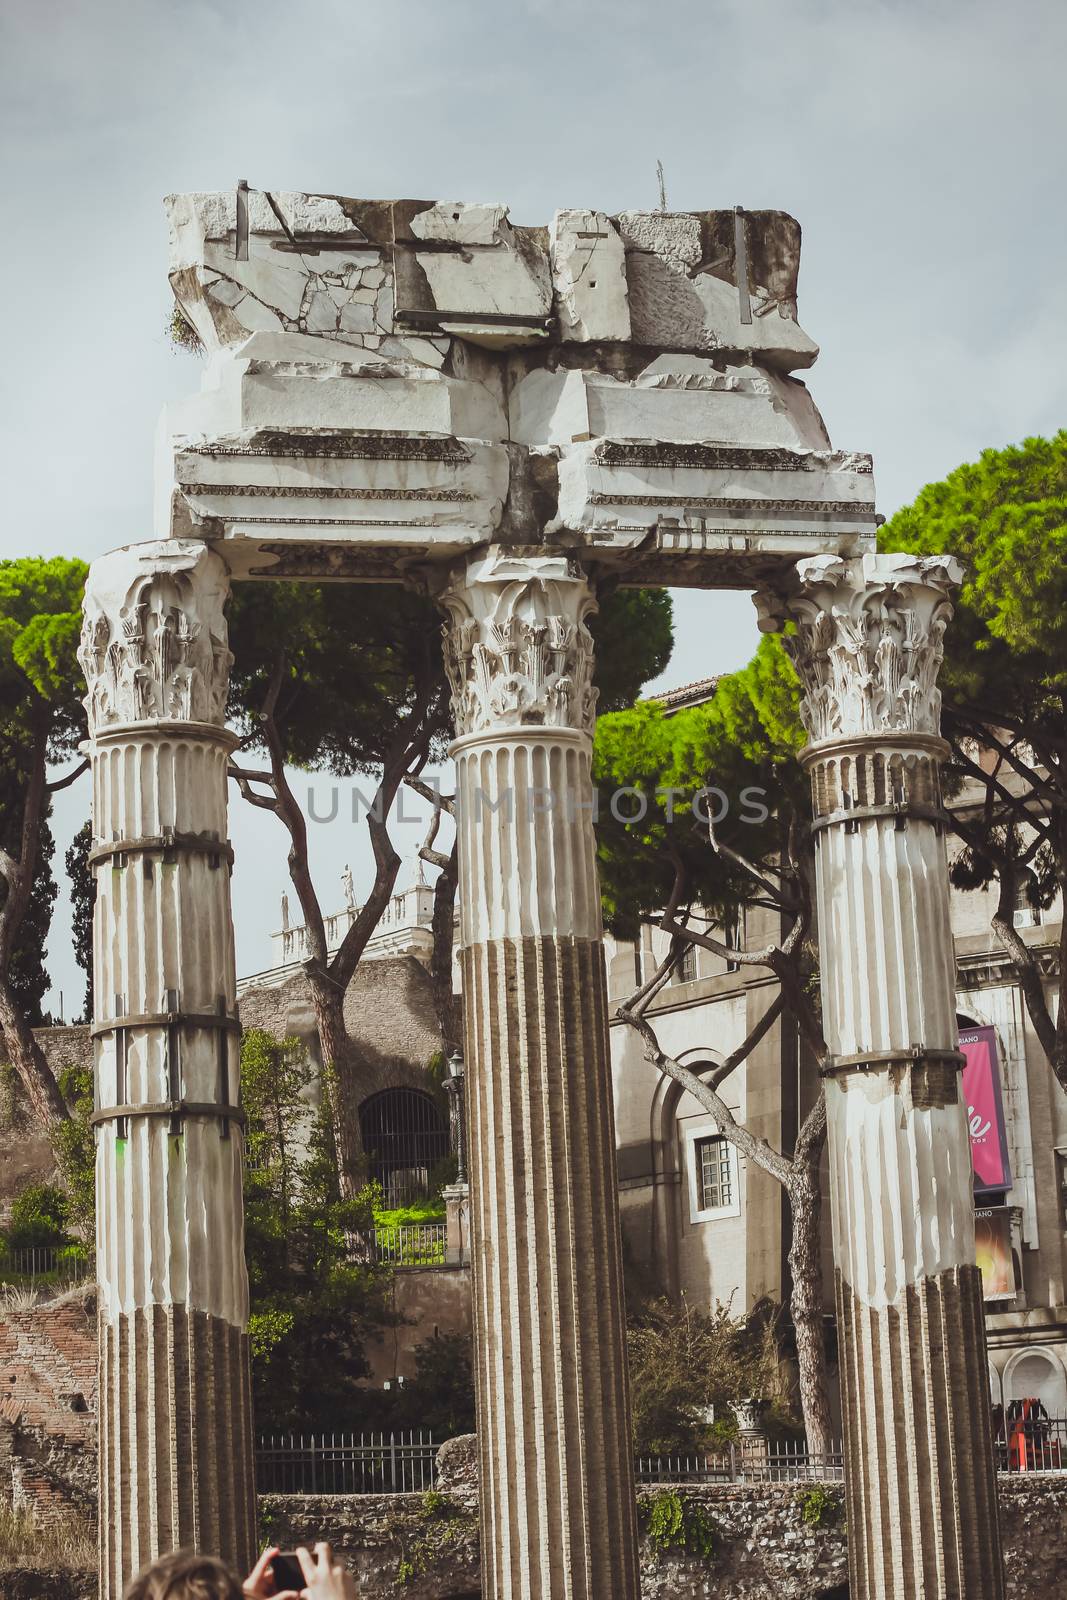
(255, 1430, 438, 1495)
(0, 1246, 93, 1286)
(371, 1223, 447, 1267)
(636, 1452, 734, 1483)
(249, 1419, 1067, 1497)
(637, 1440, 844, 1484)
(995, 1416, 1067, 1473)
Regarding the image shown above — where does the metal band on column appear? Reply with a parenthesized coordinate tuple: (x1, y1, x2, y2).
(757, 553, 1005, 1600)
(441, 549, 641, 1600)
(79, 540, 255, 1597)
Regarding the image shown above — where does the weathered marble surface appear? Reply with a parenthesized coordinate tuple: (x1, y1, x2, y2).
(758, 555, 1003, 1600)
(158, 190, 873, 586)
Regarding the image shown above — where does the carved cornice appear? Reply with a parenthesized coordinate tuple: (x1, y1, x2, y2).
(440, 550, 598, 739)
(755, 553, 963, 747)
(79, 540, 232, 734)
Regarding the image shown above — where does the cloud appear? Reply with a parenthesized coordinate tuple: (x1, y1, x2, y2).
(2, 0, 1063, 1003)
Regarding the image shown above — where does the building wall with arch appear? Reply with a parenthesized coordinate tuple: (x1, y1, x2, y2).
(607, 903, 805, 1323)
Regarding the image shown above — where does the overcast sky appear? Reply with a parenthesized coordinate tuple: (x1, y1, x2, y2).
(2, 0, 1064, 1015)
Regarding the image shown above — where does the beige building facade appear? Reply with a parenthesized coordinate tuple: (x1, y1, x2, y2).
(604, 836, 1066, 1424)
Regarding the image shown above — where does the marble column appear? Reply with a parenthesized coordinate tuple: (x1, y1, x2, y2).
(79, 540, 255, 1598)
(440, 549, 640, 1600)
(758, 553, 1004, 1600)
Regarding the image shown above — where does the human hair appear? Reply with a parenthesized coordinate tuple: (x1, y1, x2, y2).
(123, 1549, 244, 1600)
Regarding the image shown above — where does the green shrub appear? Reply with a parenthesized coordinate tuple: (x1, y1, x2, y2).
(643, 1489, 716, 1560)
(167, 303, 203, 354)
(6, 1182, 70, 1250)
(51, 1066, 96, 1238)
(797, 1485, 840, 1529)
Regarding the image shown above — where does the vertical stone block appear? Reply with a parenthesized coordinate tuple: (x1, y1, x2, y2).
(758, 553, 1005, 1600)
(440, 550, 640, 1600)
(80, 540, 255, 1598)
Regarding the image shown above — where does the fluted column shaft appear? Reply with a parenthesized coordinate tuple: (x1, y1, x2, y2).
(80, 540, 255, 1598)
(441, 550, 640, 1600)
(759, 553, 1004, 1600)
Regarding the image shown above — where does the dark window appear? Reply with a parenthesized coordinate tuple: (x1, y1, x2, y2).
(359, 1088, 449, 1207)
(673, 946, 697, 984)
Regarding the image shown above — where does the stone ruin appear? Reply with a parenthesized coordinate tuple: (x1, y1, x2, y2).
(77, 189, 1003, 1599)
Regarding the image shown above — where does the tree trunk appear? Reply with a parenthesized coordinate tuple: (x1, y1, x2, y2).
(0, 975, 67, 1126)
(429, 844, 461, 1055)
(306, 972, 368, 1200)
(787, 1162, 833, 1456)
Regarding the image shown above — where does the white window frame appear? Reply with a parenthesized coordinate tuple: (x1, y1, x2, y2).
(685, 1120, 741, 1223)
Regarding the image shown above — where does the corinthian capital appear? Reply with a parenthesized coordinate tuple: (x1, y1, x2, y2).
(440, 550, 598, 739)
(79, 540, 233, 734)
(754, 552, 963, 746)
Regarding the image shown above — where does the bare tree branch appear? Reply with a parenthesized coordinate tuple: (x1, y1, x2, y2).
(46, 757, 90, 794)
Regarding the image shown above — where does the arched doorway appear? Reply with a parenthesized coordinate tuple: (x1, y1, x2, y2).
(360, 1087, 449, 1207)
(1004, 1348, 1067, 1417)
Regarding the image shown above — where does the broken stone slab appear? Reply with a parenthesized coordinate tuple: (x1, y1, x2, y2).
(550, 209, 631, 343)
(616, 208, 817, 369)
(509, 361, 829, 451)
(166, 355, 507, 442)
(166, 191, 817, 367)
(555, 439, 876, 568)
(392, 200, 553, 347)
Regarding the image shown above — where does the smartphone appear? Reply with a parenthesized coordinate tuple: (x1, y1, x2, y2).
(269, 1552, 306, 1594)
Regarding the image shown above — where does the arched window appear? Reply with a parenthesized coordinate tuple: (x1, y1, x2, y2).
(1005, 1349, 1067, 1417)
(359, 1088, 449, 1207)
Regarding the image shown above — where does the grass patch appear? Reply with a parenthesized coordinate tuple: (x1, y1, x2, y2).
(0, 1504, 95, 1571)
(374, 1201, 445, 1227)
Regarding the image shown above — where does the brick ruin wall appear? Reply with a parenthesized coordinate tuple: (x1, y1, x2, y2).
(0, 1285, 96, 1525)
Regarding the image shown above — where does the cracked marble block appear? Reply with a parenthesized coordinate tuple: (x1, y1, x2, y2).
(158, 189, 873, 586)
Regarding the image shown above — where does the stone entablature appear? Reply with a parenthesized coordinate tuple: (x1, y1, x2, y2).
(158, 190, 874, 590)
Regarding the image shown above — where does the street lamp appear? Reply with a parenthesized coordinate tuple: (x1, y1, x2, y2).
(446, 1047, 467, 1186)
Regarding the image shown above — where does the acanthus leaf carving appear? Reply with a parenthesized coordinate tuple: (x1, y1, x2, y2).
(79, 540, 233, 734)
(754, 553, 963, 745)
(440, 552, 598, 738)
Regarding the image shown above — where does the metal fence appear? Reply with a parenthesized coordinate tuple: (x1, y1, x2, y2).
(636, 1451, 735, 1483)
(371, 1223, 447, 1267)
(638, 1423, 1067, 1482)
(995, 1415, 1067, 1473)
(248, 1417, 1067, 1497)
(637, 1439, 844, 1484)
(0, 1246, 94, 1286)
(255, 1430, 439, 1495)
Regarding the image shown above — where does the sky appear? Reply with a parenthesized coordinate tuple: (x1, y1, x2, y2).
(1, 0, 1065, 1015)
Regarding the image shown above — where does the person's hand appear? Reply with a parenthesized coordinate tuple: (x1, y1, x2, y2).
(243, 1546, 300, 1599)
(295, 1542, 357, 1599)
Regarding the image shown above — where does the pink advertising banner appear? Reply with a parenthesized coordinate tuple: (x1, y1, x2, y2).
(960, 1026, 1013, 1194)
